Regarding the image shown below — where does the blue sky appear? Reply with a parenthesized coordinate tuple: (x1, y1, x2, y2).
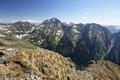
(0, 0, 120, 25)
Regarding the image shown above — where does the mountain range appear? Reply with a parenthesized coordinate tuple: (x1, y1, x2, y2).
(0, 18, 120, 66)
(1, 18, 120, 79)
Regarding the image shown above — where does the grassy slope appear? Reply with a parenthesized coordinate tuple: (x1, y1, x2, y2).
(0, 48, 120, 80)
(0, 35, 36, 49)
(1, 48, 80, 80)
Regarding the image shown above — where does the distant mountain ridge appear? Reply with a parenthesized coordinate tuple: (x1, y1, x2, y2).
(105, 25, 120, 33)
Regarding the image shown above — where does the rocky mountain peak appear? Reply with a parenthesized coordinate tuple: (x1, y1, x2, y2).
(43, 18, 61, 24)
(13, 21, 33, 27)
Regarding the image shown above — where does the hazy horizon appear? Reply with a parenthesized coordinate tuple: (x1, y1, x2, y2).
(0, 0, 120, 25)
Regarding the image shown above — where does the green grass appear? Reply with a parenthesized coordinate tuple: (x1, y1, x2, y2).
(0, 35, 36, 49)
